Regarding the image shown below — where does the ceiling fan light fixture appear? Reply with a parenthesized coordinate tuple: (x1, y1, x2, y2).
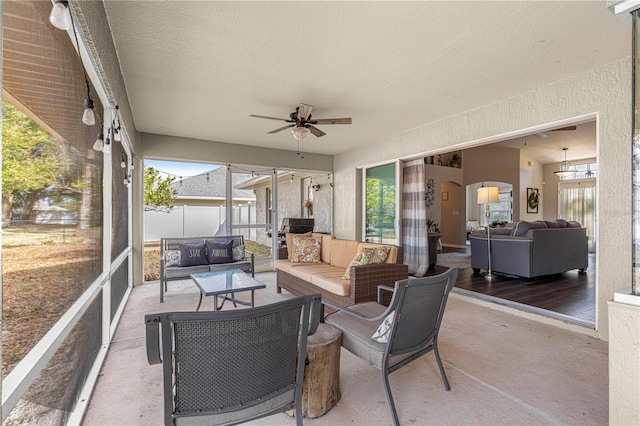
(554, 148, 576, 177)
(291, 126, 310, 141)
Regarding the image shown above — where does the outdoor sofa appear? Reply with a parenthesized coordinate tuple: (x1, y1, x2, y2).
(159, 235, 254, 302)
(275, 233, 408, 307)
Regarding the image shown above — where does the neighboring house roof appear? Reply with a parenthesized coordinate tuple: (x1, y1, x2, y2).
(170, 168, 256, 200)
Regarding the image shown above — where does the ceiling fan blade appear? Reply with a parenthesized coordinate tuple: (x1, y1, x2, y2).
(308, 125, 326, 137)
(553, 126, 577, 131)
(268, 124, 295, 134)
(311, 118, 352, 125)
(250, 114, 291, 122)
(297, 103, 314, 120)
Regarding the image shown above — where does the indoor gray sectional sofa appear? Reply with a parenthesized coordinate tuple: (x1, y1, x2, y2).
(469, 219, 588, 280)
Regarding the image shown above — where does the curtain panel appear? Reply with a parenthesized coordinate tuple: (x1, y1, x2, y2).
(402, 159, 429, 276)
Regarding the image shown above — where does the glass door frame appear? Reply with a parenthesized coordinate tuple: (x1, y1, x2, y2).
(361, 160, 402, 245)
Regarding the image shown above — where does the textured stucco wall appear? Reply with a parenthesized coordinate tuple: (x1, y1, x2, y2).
(334, 58, 632, 340)
(310, 180, 333, 234)
(608, 300, 640, 425)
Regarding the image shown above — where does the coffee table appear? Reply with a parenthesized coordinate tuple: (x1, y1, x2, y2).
(190, 269, 266, 311)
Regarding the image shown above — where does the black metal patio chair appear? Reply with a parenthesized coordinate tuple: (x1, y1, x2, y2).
(145, 294, 322, 426)
(324, 267, 459, 426)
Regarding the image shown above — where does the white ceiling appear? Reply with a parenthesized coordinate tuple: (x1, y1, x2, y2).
(102, 1, 629, 158)
(495, 120, 598, 164)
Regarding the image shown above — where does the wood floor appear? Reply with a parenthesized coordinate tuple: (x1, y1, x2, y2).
(433, 246, 596, 326)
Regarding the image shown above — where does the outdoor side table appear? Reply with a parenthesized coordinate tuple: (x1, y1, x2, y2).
(289, 322, 342, 418)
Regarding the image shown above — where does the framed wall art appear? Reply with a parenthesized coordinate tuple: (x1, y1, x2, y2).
(527, 187, 539, 213)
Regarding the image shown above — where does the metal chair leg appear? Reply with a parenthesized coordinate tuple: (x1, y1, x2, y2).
(382, 366, 400, 426)
(433, 337, 451, 391)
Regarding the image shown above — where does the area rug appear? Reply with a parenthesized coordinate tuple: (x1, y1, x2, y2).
(437, 252, 471, 269)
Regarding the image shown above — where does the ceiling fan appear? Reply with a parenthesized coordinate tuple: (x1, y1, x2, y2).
(533, 126, 577, 139)
(250, 103, 352, 141)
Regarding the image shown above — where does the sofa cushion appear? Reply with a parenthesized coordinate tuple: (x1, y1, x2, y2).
(206, 239, 234, 264)
(290, 235, 322, 263)
(310, 272, 351, 296)
(312, 233, 335, 263)
(330, 239, 360, 268)
(356, 242, 398, 264)
(286, 232, 312, 260)
(274, 259, 314, 274)
(511, 220, 548, 237)
(545, 219, 568, 228)
(490, 227, 512, 235)
(178, 242, 208, 267)
(343, 246, 391, 279)
(289, 264, 338, 282)
(567, 220, 582, 228)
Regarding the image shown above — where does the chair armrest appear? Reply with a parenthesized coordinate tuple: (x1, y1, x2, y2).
(244, 249, 255, 277)
(278, 247, 289, 260)
(322, 299, 392, 322)
(144, 314, 162, 365)
(377, 285, 394, 304)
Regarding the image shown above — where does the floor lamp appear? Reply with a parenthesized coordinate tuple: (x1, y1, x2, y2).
(477, 185, 500, 279)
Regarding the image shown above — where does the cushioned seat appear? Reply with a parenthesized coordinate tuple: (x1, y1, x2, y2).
(310, 273, 350, 296)
(289, 264, 339, 281)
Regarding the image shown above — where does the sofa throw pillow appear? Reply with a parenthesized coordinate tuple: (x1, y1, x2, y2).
(178, 243, 208, 267)
(343, 246, 391, 280)
(371, 311, 395, 343)
(232, 244, 245, 261)
(286, 232, 312, 260)
(290, 235, 321, 263)
(206, 239, 234, 264)
(545, 219, 567, 228)
(491, 227, 511, 235)
(165, 250, 181, 267)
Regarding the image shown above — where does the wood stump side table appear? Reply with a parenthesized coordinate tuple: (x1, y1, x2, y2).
(289, 322, 342, 419)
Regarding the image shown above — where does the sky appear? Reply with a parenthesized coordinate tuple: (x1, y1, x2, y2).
(144, 160, 220, 179)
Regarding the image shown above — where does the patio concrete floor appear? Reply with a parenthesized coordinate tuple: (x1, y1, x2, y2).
(82, 271, 608, 425)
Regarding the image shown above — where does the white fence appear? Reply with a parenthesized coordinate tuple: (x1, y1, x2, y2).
(144, 203, 258, 241)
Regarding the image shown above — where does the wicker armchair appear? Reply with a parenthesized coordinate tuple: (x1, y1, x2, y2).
(145, 294, 322, 425)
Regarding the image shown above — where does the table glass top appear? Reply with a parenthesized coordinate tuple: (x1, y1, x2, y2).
(190, 269, 265, 295)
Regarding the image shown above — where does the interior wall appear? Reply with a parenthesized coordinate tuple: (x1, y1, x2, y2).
(463, 145, 521, 220)
(333, 58, 632, 341)
(440, 181, 465, 246)
(424, 164, 463, 236)
(519, 145, 545, 221)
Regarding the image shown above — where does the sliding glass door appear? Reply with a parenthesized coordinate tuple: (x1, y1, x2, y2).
(364, 162, 399, 244)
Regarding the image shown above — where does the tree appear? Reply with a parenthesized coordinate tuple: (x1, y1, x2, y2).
(2, 101, 62, 223)
(144, 167, 178, 212)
